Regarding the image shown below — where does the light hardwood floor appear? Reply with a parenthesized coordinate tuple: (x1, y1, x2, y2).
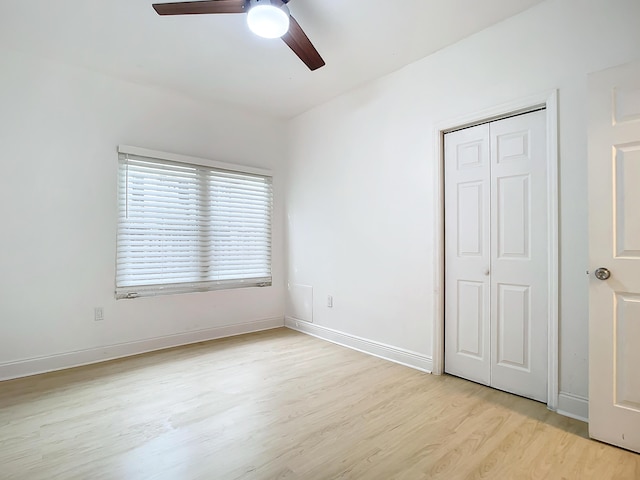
(1, 328, 638, 480)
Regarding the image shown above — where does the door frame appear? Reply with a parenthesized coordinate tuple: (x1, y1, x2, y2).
(431, 90, 559, 410)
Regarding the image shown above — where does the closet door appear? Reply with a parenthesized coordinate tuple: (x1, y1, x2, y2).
(444, 124, 491, 385)
(444, 110, 548, 403)
(489, 110, 548, 402)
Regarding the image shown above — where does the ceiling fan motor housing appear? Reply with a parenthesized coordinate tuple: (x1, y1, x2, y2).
(247, 0, 290, 38)
(249, 0, 288, 9)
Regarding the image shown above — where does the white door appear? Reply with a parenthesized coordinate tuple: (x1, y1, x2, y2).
(444, 123, 491, 386)
(588, 61, 640, 453)
(445, 110, 548, 403)
(490, 111, 548, 402)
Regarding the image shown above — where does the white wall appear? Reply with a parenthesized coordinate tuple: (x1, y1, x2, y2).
(0, 48, 286, 377)
(285, 0, 640, 412)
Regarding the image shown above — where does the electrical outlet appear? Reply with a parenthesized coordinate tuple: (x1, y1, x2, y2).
(327, 295, 333, 308)
(94, 307, 104, 322)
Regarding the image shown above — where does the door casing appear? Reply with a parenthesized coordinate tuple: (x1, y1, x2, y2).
(432, 90, 559, 411)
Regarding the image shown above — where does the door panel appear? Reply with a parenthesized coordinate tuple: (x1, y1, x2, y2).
(614, 86, 640, 123)
(457, 281, 485, 358)
(457, 182, 485, 256)
(589, 61, 640, 453)
(614, 143, 640, 257)
(497, 174, 530, 259)
(496, 130, 530, 163)
(444, 124, 491, 385)
(614, 293, 640, 411)
(496, 283, 530, 369)
(490, 110, 548, 403)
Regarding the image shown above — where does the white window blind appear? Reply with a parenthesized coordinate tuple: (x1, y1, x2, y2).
(116, 148, 272, 299)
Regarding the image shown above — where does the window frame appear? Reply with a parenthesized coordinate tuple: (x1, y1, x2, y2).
(115, 145, 273, 299)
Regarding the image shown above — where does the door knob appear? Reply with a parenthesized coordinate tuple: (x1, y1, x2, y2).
(484, 269, 490, 276)
(594, 267, 611, 280)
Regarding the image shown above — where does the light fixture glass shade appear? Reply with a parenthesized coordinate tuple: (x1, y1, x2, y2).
(247, 4, 290, 39)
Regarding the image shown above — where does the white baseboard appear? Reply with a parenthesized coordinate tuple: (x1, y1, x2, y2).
(285, 316, 433, 373)
(0, 317, 284, 381)
(557, 392, 589, 422)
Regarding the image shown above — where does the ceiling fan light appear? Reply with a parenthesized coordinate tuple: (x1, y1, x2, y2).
(247, 4, 290, 39)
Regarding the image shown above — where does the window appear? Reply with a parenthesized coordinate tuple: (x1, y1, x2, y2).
(116, 146, 272, 299)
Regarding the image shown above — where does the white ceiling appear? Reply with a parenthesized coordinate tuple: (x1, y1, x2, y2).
(0, 0, 545, 118)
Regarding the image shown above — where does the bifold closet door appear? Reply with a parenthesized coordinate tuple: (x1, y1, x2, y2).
(444, 110, 548, 403)
(444, 123, 492, 386)
(489, 110, 548, 403)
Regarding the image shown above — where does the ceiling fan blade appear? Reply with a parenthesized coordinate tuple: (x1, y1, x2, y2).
(153, 0, 247, 16)
(281, 16, 325, 71)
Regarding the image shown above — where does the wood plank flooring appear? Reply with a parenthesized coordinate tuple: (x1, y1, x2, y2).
(1, 328, 638, 479)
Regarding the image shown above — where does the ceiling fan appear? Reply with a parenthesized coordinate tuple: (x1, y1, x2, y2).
(152, 0, 325, 71)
